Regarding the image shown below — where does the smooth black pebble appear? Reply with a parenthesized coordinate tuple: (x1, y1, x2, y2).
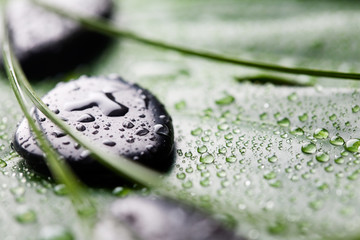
(5, 0, 113, 78)
(95, 196, 247, 240)
(13, 75, 175, 185)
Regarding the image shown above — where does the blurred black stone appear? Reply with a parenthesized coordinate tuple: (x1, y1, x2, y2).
(6, 0, 113, 79)
(95, 196, 247, 240)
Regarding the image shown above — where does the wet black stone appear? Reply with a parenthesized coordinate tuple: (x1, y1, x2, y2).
(95, 196, 247, 240)
(5, 0, 113, 78)
(13, 75, 175, 185)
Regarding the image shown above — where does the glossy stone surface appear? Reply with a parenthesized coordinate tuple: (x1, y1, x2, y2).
(13, 75, 174, 185)
(6, 0, 113, 78)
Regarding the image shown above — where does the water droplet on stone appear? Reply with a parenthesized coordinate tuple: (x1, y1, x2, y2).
(122, 121, 134, 129)
(103, 140, 116, 147)
(154, 124, 169, 136)
(76, 125, 86, 132)
(77, 113, 95, 123)
(136, 128, 149, 136)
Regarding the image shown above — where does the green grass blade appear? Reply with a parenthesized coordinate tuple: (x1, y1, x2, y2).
(32, 0, 360, 80)
(2, 6, 161, 187)
(1, 13, 95, 217)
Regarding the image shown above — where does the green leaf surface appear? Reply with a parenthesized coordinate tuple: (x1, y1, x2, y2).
(2, 0, 360, 239)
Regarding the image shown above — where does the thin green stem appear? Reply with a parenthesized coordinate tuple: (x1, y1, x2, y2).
(33, 0, 360, 80)
(1, 12, 94, 216)
(4, 4, 161, 187)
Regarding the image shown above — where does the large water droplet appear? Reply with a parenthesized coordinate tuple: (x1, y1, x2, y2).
(15, 208, 37, 224)
(316, 152, 329, 162)
(65, 92, 129, 117)
(154, 124, 169, 136)
(0, 159, 7, 168)
(313, 128, 329, 139)
(329, 136, 344, 146)
(345, 139, 360, 153)
(215, 95, 235, 105)
(277, 118, 290, 127)
(122, 121, 134, 129)
(136, 128, 149, 136)
(200, 153, 214, 164)
(268, 155, 278, 163)
(301, 142, 317, 154)
(103, 140, 116, 147)
(191, 127, 202, 136)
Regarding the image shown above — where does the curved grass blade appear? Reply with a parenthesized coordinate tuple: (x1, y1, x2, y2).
(1, 13, 95, 217)
(2, 7, 161, 188)
(32, 0, 360, 80)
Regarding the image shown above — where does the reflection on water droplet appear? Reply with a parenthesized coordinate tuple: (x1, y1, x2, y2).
(122, 121, 134, 129)
(277, 118, 290, 127)
(352, 105, 360, 113)
(287, 92, 297, 101)
(264, 171, 276, 180)
(76, 125, 86, 132)
(316, 152, 329, 163)
(301, 142, 317, 154)
(268, 155, 278, 163)
(103, 140, 116, 147)
(329, 136, 344, 146)
(191, 127, 202, 136)
(226, 155, 236, 163)
(136, 128, 149, 136)
(54, 184, 68, 196)
(335, 157, 344, 164)
(200, 153, 214, 164)
(259, 112, 268, 120)
(345, 139, 360, 153)
(154, 124, 169, 136)
(215, 95, 235, 105)
(77, 113, 95, 123)
(112, 187, 130, 197)
(0, 159, 7, 168)
(197, 145, 208, 154)
(65, 92, 129, 117)
(218, 123, 229, 131)
(15, 208, 36, 224)
(329, 114, 337, 121)
(313, 128, 329, 139)
(176, 172, 186, 180)
(298, 113, 308, 122)
(182, 180, 193, 189)
(290, 127, 304, 136)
